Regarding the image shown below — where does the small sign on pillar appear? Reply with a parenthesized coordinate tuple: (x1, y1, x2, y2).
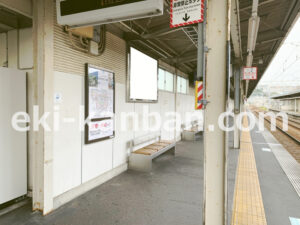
(243, 67, 257, 80)
(195, 81, 203, 110)
(170, 0, 204, 28)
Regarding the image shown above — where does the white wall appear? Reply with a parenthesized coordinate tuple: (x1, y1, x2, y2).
(7, 30, 18, 68)
(51, 17, 199, 200)
(1, 25, 199, 200)
(1, 28, 33, 69)
(19, 28, 33, 69)
(0, 28, 34, 191)
(52, 70, 198, 197)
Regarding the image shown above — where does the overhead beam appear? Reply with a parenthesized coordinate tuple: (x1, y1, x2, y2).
(142, 26, 182, 39)
(240, 0, 275, 11)
(256, 36, 283, 45)
(241, 29, 285, 40)
(0, 9, 19, 28)
(243, 50, 275, 57)
(173, 54, 197, 64)
(0, 0, 32, 18)
(122, 21, 194, 73)
(230, 0, 242, 59)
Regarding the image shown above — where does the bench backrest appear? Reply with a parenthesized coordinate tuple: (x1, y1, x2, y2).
(130, 132, 161, 152)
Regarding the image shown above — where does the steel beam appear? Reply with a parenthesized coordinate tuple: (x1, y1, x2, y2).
(142, 26, 182, 39)
(230, 0, 242, 59)
(240, 0, 275, 11)
(170, 51, 197, 63)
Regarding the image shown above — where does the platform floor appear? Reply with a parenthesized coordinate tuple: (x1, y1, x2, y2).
(0, 140, 205, 225)
(231, 117, 267, 225)
(250, 120, 300, 225)
(0, 120, 300, 225)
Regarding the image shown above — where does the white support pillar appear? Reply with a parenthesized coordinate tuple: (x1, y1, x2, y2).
(32, 0, 54, 215)
(203, 0, 229, 224)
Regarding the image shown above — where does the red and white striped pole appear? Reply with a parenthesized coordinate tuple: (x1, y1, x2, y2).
(195, 81, 203, 110)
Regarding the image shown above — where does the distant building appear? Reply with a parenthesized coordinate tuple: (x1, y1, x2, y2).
(271, 90, 300, 113)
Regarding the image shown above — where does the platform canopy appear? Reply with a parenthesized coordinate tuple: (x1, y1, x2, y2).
(271, 90, 300, 99)
(238, 0, 300, 97)
(0, 5, 32, 32)
(106, 0, 300, 97)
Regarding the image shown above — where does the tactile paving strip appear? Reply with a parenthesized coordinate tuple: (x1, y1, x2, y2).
(231, 116, 267, 225)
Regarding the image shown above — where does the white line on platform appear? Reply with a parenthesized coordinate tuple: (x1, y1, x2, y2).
(261, 148, 271, 152)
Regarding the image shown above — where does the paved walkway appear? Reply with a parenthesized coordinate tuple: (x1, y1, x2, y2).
(231, 115, 300, 225)
(1, 119, 299, 225)
(0, 140, 204, 225)
(231, 116, 267, 225)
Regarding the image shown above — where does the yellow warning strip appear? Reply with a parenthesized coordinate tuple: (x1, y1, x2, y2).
(231, 116, 267, 225)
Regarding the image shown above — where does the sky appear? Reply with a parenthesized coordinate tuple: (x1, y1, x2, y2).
(258, 16, 300, 86)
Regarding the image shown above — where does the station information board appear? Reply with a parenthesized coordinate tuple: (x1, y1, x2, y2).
(85, 64, 115, 144)
(170, 0, 204, 28)
(243, 67, 258, 80)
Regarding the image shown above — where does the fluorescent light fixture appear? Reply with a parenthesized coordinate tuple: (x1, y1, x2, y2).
(247, 16, 260, 52)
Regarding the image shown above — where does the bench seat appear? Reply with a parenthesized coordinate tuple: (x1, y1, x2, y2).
(129, 140, 176, 172)
(182, 123, 203, 141)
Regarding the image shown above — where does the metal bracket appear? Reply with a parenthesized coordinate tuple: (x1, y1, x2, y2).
(204, 46, 211, 52)
(200, 99, 210, 108)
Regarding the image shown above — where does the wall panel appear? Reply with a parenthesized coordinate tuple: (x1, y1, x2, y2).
(54, 20, 127, 84)
(53, 71, 83, 197)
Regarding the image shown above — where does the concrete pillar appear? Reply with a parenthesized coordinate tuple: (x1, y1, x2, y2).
(32, 0, 54, 215)
(203, 0, 229, 224)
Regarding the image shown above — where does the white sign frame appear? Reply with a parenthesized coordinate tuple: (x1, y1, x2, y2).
(243, 67, 258, 80)
(170, 0, 204, 28)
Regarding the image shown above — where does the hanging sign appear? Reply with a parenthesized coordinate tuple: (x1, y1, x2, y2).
(195, 81, 203, 110)
(170, 0, 204, 28)
(243, 67, 257, 80)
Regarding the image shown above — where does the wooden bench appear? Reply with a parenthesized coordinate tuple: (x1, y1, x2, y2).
(128, 134, 176, 172)
(181, 120, 203, 141)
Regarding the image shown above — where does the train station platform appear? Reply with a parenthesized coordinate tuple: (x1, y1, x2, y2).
(0, 117, 300, 225)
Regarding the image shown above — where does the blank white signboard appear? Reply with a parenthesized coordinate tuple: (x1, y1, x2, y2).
(0, 67, 27, 204)
(129, 47, 158, 101)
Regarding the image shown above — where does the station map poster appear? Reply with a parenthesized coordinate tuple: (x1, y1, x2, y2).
(85, 64, 115, 144)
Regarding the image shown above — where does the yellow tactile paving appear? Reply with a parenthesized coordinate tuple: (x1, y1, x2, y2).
(231, 116, 267, 225)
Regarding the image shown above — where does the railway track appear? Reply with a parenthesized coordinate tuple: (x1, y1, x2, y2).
(253, 109, 300, 145)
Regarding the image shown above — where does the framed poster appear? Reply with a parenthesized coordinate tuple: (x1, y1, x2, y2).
(86, 119, 114, 143)
(85, 64, 115, 144)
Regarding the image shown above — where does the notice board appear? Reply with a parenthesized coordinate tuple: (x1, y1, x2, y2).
(85, 64, 115, 144)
